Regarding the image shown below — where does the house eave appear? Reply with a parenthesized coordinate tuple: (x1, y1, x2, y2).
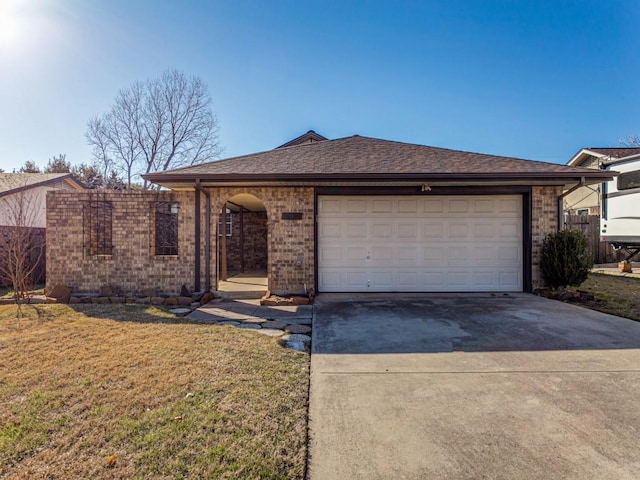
(145, 171, 615, 191)
(0, 173, 85, 199)
(567, 149, 609, 167)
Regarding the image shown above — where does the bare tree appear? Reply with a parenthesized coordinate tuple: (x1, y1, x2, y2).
(621, 135, 640, 147)
(0, 178, 45, 316)
(87, 69, 221, 189)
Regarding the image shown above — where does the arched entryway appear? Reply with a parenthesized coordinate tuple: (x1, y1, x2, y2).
(216, 193, 268, 296)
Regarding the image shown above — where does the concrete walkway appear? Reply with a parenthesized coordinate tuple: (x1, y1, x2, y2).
(592, 263, 640, 279)
(308, 293, 640, 480)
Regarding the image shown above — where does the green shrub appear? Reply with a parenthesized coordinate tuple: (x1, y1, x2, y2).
(540, 229, 593, 290)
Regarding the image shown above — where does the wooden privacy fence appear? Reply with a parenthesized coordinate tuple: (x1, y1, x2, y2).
(563, 214, 624, 264)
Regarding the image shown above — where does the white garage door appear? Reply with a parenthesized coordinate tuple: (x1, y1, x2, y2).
(318, 195, 523, 292)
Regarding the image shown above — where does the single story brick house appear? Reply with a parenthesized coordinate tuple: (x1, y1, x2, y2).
(46, 132, 613, 295)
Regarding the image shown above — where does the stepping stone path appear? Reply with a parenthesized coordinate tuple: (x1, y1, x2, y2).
(187, 301, 313, 351)
(283, 334, 312, 352)
(237, 323, 262, 329)
(285, 324, 312, 334)
(256, 328, 287, 337)
(221, 318, 313, 351)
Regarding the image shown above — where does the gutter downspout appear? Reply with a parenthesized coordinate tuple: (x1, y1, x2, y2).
(557, 176, 585, 231)
(195, 180, 212, 292)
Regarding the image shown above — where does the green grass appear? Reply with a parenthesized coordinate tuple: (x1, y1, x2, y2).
(0, 304, 309, 479)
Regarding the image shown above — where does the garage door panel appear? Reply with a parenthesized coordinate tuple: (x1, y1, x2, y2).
(320, 198, 342, 213)
(423, 271, 447, 287)
(499, 198, 521, 214)
(472, 271, 495, 288)
(397, 199, 418, 213)
(449, 223, 469, 238)
(449, 199, 470, 213)
(397, 271, 420, 287)
(372, 246, 392, 262)
(346, 223, 367, 238)
(345, 271, 367, 288)
(372, 199, 392, 213)
(398, 223, 418, 238)
(318, 195, 523, 292)
(447, 246, 469, 264)
(397, 246, 419, 263)
(320, 245, 342, 264)
(346, 200, 367, 213)
(372, 223, 392, 237)
(474, 198, 495, 213)
(319, 270, 341, 289)
(498, 245, 521, 262)
(499, 272, 520, 288)
(423, 223, 444, 238)
(319, 222, 342, 238)
(423, 246, 446, 264)
(369, 272, 393, 289)
(474, 223, 495, 238)
(423, 198, 444, 213)
(499, 223, 520, 238)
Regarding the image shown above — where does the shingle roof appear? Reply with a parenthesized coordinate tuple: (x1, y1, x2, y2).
(277, 130, 327, 148)
(144, 135, 613, 185)
(0, 173, 80, 195)
(585, 147, 640, 159)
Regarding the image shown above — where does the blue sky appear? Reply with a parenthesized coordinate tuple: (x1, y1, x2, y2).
(0, 0, 638, 173)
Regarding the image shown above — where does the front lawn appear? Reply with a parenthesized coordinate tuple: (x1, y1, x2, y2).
(572, 273, 640, 321)
(0, 304, 309, 479)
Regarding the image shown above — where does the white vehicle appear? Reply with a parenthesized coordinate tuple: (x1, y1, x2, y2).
(600, 154, 640, 259)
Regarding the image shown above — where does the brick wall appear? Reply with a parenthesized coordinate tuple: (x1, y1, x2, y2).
(48, 186, 555, 294)
(47, 190, 197, 294)
(531, 186, 562, 288)
(208, 187, 315, 295)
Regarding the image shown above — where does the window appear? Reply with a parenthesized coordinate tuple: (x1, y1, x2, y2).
(84, 200, 113, 256)
(153, 202, 179, 255)
(617, 170, 640, 191)
(576, 208, 589, 216)
(218, 208, 232, 236)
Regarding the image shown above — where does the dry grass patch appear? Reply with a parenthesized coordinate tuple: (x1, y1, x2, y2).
(0, 304, 309, 479)
(571, 273, 640, 321)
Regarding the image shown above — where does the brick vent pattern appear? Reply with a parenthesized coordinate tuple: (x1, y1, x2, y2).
(47, 190, 196, 294)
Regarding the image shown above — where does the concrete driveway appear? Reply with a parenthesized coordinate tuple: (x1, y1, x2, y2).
(308, 293, 640, 480)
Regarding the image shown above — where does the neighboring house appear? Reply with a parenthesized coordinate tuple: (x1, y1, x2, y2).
(46, 134, 612, 295)
(564, 148, 640, 215)
(0, 173, 85, 228)
(0, 173, 85, 285)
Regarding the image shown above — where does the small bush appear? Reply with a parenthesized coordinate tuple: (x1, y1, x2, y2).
(540, 229, 593, 290)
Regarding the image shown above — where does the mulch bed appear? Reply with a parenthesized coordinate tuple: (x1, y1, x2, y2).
(534, 288, 601, 308)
